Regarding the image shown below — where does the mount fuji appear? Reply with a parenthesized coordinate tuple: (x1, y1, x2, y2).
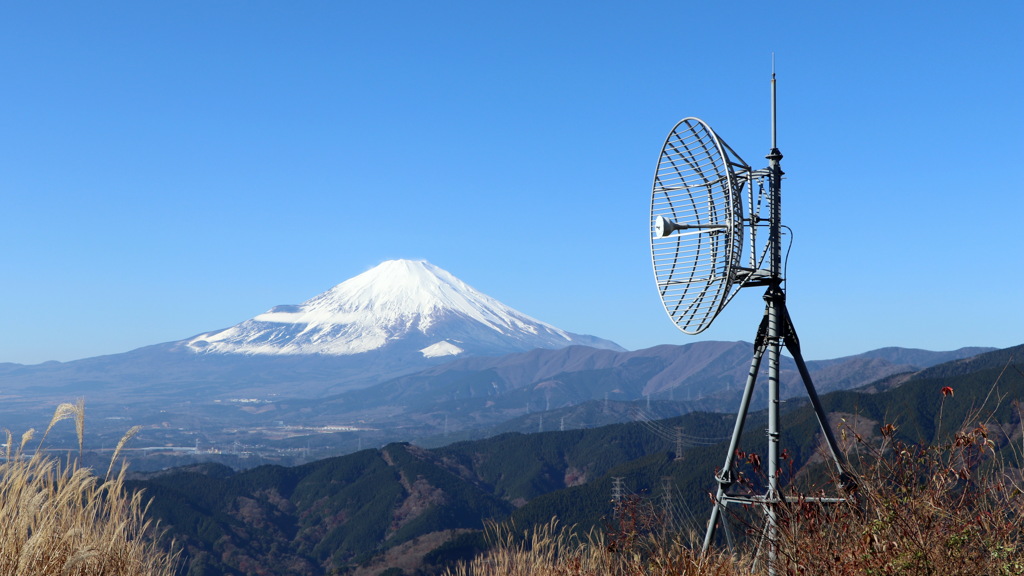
(184, 259, 622, 359)
(0, 260, 623, 430)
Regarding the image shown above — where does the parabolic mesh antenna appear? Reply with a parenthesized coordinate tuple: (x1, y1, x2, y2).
(650, 72, 854, 576)
(651, 118, 751, 334)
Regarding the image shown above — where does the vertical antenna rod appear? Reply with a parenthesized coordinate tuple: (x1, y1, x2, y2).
(771, 54, 777, 150)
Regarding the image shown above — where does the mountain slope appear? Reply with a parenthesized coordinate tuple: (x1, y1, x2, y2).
(185, 259, 622, 358)
(128, 443, 515, 575)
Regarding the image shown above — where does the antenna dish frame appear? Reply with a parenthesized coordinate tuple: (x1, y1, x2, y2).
(650, 118, 752, 335)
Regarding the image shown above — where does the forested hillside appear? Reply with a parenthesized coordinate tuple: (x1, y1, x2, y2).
(129, 344, 1023, 575)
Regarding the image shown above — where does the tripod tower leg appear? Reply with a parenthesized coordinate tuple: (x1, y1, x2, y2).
(782, 305, 854, 486)
(702, 326, 768, 553)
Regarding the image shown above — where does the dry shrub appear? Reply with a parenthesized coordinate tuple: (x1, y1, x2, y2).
(774, 420, 1024, 576)
(0, 400, 178, 576)
(448, 407, 1024, 576)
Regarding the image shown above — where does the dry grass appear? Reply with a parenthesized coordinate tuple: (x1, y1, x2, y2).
(443, 517, 739, 576)
(0, 401, 178, 576)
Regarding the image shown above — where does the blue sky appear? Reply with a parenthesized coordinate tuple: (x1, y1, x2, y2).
(1, 2, 1021, 365)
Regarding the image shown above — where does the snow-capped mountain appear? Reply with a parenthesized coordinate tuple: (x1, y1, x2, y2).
(186, 259, 622, 359)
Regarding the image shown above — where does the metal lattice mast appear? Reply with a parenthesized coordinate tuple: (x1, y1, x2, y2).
(611, 477, 625, 517)
(661, 477, 675, 535)
(763, 67, 784, 574)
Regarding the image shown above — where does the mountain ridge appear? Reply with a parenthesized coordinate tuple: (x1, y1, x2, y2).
(0, 338, 996, 457)
(278, 341, 997, 444)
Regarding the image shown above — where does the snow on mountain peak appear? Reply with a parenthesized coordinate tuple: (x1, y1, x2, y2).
(419, 340, 465, 358)
(305, 259, 530, 332)
(185, 259, 615, 357)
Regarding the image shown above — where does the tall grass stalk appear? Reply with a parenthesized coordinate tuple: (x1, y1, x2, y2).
(0, 401, 178, 576)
